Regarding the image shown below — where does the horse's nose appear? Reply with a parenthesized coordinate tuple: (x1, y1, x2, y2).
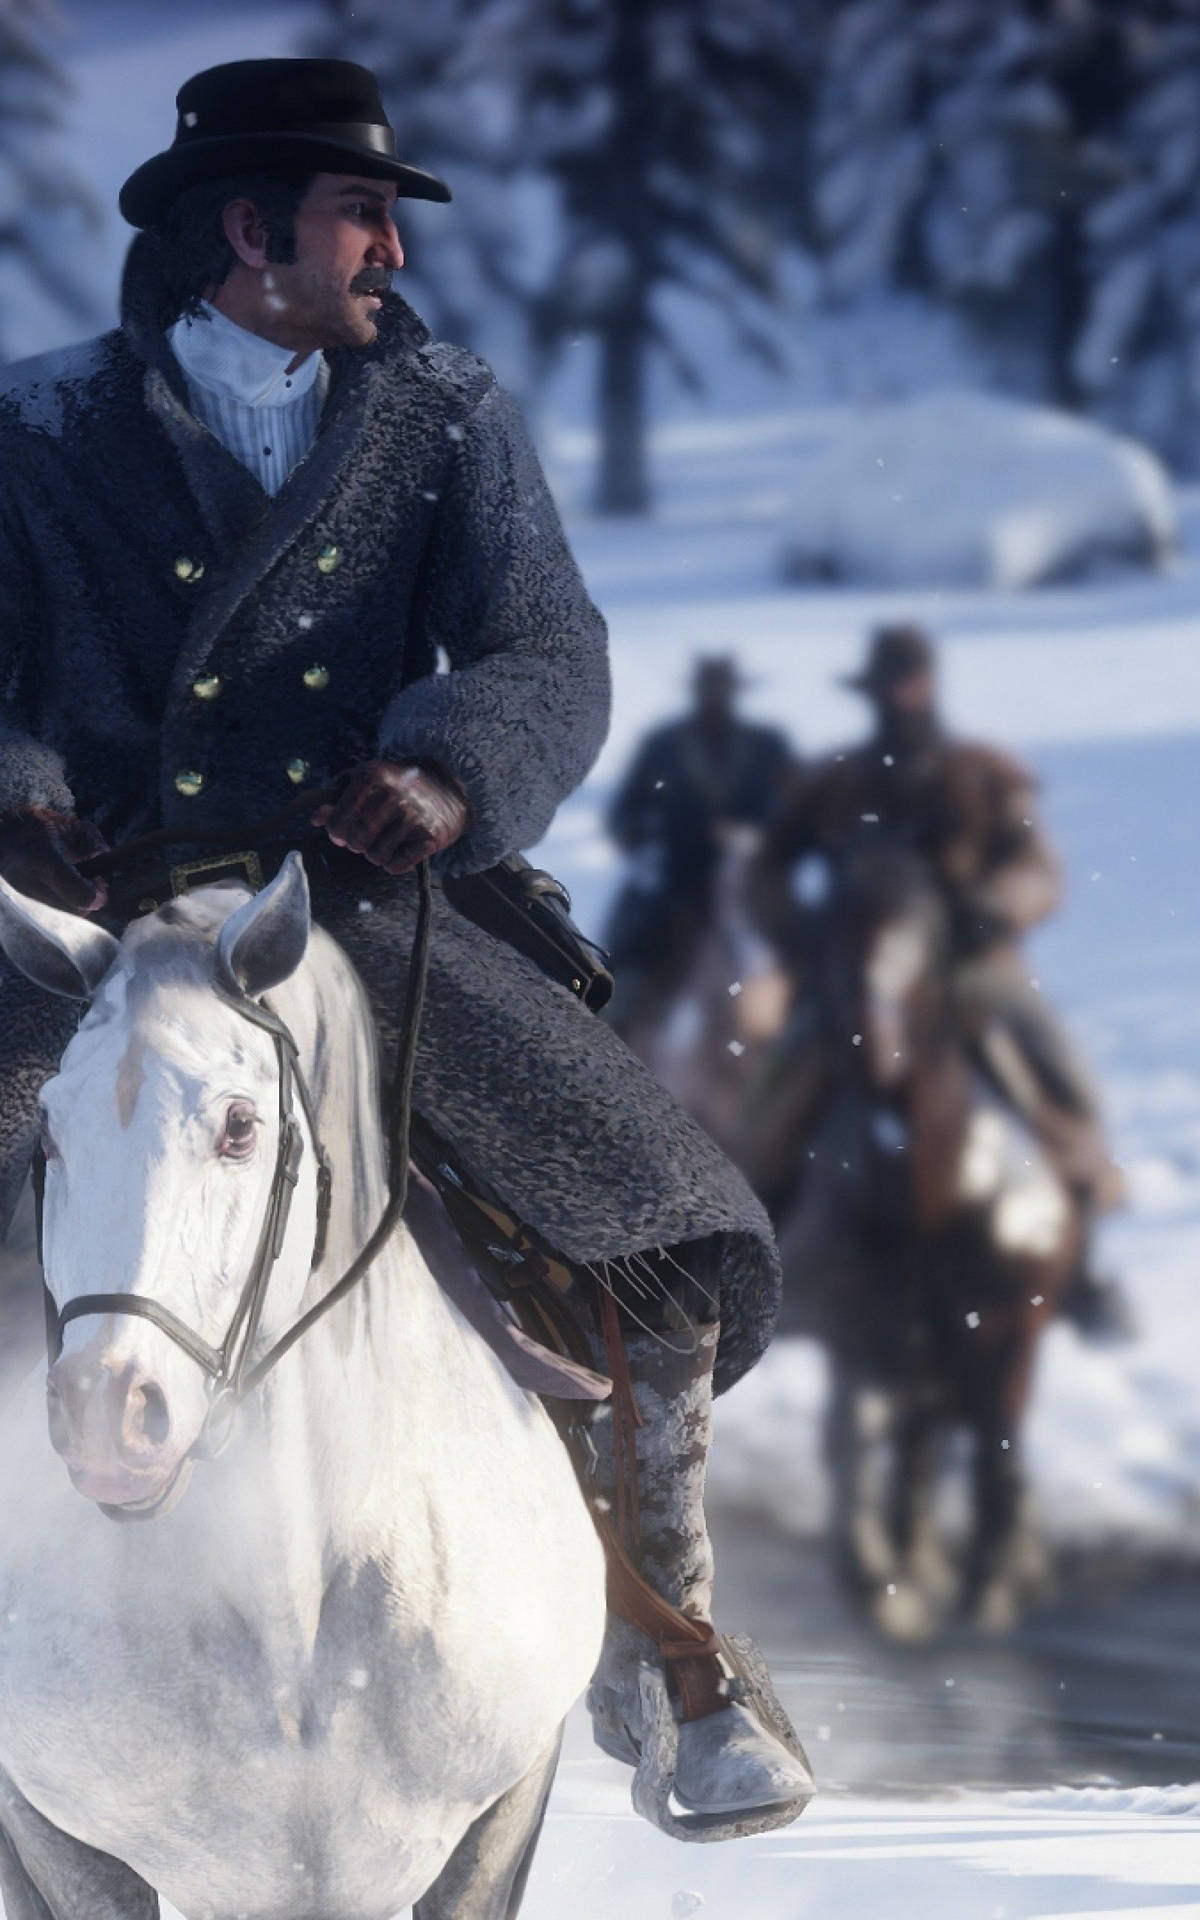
(47, 1356, 173, 1467)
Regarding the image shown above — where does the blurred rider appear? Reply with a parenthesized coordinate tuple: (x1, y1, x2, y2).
(605, 655, 793, 1042)
(748, 624, 1126, 1322)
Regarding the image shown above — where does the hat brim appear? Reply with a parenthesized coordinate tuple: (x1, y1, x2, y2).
(119, 131, 451, 228)
(838, 667, 931, 692)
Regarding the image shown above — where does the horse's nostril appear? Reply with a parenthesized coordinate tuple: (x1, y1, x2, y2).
(134, 1381, 171, 1449)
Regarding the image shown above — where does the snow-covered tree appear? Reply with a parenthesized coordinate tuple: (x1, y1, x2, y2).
(511, 0, 813, 512)
(0, 0, 100, 360)
(313, 0, 526, 368)
(808, 0, 1131, 407)
(1072, 9, 1200, 472)
(317, 1, 814, 511)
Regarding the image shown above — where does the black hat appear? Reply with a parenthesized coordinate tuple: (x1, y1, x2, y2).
(841, 624, 936, 694)
(119, 58, 451, 229)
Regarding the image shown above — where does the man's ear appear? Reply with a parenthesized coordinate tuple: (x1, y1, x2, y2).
(220, 197, 271, 271)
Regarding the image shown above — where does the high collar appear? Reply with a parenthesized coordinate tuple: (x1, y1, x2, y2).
(167, 301, 325, 409)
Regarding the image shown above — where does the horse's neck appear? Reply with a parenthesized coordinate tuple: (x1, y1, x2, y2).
(237, 935, 473, 1578)
(219, 1214, 464, 1668)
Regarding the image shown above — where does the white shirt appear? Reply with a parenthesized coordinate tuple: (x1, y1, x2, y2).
(167, 300, 330, 496)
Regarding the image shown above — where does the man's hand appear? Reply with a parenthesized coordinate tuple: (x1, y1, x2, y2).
(312, 759, 469, 876)
(0, 807, 108, 913)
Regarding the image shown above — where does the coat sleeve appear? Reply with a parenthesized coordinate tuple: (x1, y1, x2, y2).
(0, 473, 74, 817)
(379, 381, 611, 875)
(967, 764, 1063, 935)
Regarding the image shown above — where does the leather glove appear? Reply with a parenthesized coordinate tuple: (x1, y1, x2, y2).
(312, 758, 470, 877)
(0, 806, 108, 913)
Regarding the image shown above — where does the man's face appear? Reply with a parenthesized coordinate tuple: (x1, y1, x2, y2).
(259, 173, 405, 350)
(695, 670, 737, 725)
(876, 667, 935, 721)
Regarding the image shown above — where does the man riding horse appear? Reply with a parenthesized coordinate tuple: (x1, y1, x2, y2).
(604, 654, 793, 1044)
(0, 59, 810, 1821)
(746, 624, 1125, 1317)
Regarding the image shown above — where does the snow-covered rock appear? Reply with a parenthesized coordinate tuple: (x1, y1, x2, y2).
(781, 391, 1177, 590)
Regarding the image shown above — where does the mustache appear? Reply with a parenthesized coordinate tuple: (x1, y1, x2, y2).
(350, 268, 393, 297)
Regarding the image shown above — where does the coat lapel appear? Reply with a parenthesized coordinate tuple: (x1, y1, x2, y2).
(146, 364, 266, 554)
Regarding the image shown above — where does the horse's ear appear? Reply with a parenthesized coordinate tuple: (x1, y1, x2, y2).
(0, 877, 121, 1000)
(216, 852, 311, 1000)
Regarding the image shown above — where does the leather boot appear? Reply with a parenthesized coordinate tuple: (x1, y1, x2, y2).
(585, 1321, 814, 1817)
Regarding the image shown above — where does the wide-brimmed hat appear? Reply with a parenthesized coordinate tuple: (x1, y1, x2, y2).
(119, 58, 451, 229)
(841, 624, 936, 694)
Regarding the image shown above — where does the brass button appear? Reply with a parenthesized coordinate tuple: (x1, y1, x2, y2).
(191, 673, 222, 701)
(174, 769, 205, 797)
(315, 543, 342, 575)
(285, 758, 311, 785)
(302, 663, 330, 692)
(174, 556, 205, 583)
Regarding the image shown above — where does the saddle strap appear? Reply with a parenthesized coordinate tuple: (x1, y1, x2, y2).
(598, 1517, 728, 1721)
(599, 1282, 644, 1546)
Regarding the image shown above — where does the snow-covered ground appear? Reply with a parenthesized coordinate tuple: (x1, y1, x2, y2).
(152, 1732, 1200, 1920)
(2, 6, 1198, 1915)
(523, 1731, 1200, 1920)
(779, 390, 1177, 590)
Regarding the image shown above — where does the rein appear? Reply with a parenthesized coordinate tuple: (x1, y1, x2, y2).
(39, 803, 434, 1457)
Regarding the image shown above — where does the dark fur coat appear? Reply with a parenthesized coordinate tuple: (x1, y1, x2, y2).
(0, 239, 779, 1392)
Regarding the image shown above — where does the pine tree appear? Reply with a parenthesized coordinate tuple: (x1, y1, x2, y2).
(317, 1, 813, 513)
(1072, 8, 1200, 471)
(512, 0, 813, 512)
(0, 0, 100, 360)
(808, 0, 1130, 407)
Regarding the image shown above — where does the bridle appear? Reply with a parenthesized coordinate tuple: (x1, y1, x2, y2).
(34, 841, 433, 1462)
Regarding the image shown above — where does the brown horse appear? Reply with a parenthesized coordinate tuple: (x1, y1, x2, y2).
(771, 846, 1083, 1640)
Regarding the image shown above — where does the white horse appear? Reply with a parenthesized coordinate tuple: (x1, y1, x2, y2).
(0, 855, 605, 1920)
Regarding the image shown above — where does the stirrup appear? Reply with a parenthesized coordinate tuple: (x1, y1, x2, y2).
(631, 1634, 813, 1843)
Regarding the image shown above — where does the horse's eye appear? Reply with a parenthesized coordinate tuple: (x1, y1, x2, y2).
(219, 1103, 259, 1159)
(38, 1110, 60, 1161)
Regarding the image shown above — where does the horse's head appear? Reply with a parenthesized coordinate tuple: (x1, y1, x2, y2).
(0, 855, 323, 1518)
(827, 843, 951, 1094)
